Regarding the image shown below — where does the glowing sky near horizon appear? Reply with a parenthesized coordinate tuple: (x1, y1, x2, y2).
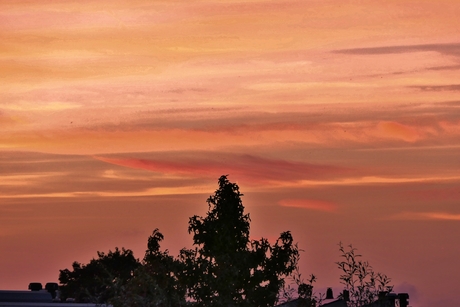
(1, 1, 460, 306)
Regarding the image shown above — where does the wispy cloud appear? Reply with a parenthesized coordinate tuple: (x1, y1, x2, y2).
(0, 151, 207, 197)
(426, 64, 460, 71)
(279, 199, 338, 212)
(333, 43, 460, 58)
(294, 175, 460, 187)
(409, 84, 460, 92)
(377, 121, 420, 142)
(1, 102, 81, 111)
(94, 154, 352, 184)
(4, 100, 460, 154)
(390, 211, 460, 221)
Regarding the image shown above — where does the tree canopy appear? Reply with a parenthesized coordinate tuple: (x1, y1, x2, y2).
(180, 175, 300, 307)
(58, 247, 140, 303)
(58, 175, 302, 306)
(112, 229, 187, 307)
(59, 176, 398, 307)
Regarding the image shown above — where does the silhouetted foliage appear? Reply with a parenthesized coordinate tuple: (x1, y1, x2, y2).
(336, 243, 393, 307)
(179, 175, 300, 307)
(279, 268, 322, 307)
(112, 229, 187, 307)
(58, 175, 303, 307)
(59, 247, 140, 303)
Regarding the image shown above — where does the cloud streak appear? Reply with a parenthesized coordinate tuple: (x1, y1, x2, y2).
(278, 199, 338, 212)
(334, 43, 460, 58)
(410, 84, 460, 92)
(3, 100, 460, 155)
(94, 154, 353, 184)
(391, 211, 460, 221)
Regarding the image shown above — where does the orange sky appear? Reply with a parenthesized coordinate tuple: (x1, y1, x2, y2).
(1, 1, 460, 306)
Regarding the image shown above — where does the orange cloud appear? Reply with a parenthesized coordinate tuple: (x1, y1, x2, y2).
(390, 211, 460, 221)
(377, 121, 420, 142)
(278, 199, 338, 212)
(439, 120, 460, 134)
(2, 110, 455, 162)
(2, 109, 458, 155)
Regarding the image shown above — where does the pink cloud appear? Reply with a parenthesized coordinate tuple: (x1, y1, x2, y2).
(93, 154, 353, 185)
(278, 199, 338, 212)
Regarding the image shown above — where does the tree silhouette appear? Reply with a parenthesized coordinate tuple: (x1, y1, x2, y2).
(336, 243, 393, 307)
(180, 175, 300, 307)
(112, 229, 187, 307)
(59, 247, 140, 303)
(58, 175, 302, 306)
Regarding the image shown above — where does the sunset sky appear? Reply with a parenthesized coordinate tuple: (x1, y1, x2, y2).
(1, 1, 460, 306)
